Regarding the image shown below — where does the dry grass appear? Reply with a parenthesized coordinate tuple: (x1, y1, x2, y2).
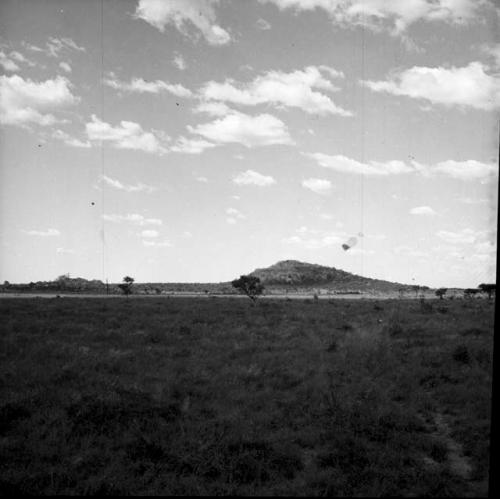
(0, 297, 493, 495)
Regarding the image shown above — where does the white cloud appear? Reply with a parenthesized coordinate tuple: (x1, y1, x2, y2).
(52, 129, 91, 148)
(100, 174, 156, 193)
(481, 43, 500, 68)
(437, 228, 484, 244)
(459, 197, 489, 205)
(143, 239, 172, 247)
(0, 75, 78, 127)
(410, 206, 436, 215)
(102, 213, 162, 226)
(196, 176, 209, 183)
(173, 53, 187, 70)
(345, 248, 375, 256)
(361, 62, 500, 110)
(200, 66, 351, 116)
(393, 245, 429, 257)
(22, 228, 60, 237)
(188, 110, 293, 147)
(0, 51, 20, 71)
(282, 228, 346, 250)
(140, 229, 159, 238)
(305, 152, 497, 180)
(6, 51, 36, 69)
(305, 153, 414, 175)
(59, 62, 72, 73)
(434, 159, 497, 180)
(170, 136, 216, 154)
(194, 101, 232, 116)
(86, 115, 168, 155)
(302, 178, 332, 194)
(56, 247, 76, 254)
(134, 0, 231, 45)
(21, 42, 45, 53)
(260, 0, 490, 35)
(226, 207, 246, 220)
(103, 75, 192, 98)
(256, 18, 272, 30)
(233, 169, 276, 186)
(45, 37, 85, 57)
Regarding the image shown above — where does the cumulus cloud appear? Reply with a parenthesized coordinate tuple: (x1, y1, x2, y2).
(233, 169, 276, 186)
(143, 239, 172, 247)
(194, 101, 232, 117)
(173, 53, 187, 70)
(140, 229, 159, 238)
(134, 0, 231, 45)
(436, 228, 485, 244)
(103, 75, 192, 98)
(481, 43, 500, 68)
(459, 197, 488, 205)
(256, 18, 272, 30)
(22, 228, 60, 237)
(434, 159, 497, 180)
(170, 136, 216, 154)
(199, 66, 351, 116)
(361, 62, 500, 110)
(86, 115, 168, 155)
(305, 152, 497, 180)
(102, 213, 162, 226)
(393, 245, 429, 257)
(100, 174, 156, 193)
(410, 206, 436, 215)
(52, 129, 91, 148)
(226, 207, 246, 223)
(304, 153, 415, 175)
(45, 37, 85, 57)
(282, 227, 346, 250)
(0, 75, 78, 127)
(0, 51, 20, 71)
(188, 109, 293, 147)
(56, 247, 76, 254)
(302, 178, 332, 194)
(260, 0, 490, 35)
(59, 62, 72, 73)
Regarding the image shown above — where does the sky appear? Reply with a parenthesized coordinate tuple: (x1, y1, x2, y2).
(0, 0, 498, 287)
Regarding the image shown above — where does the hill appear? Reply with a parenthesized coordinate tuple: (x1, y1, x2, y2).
(249, 260, 421, 294)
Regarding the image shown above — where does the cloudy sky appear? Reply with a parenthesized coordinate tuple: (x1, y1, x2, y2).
(0, 0, 498, 287)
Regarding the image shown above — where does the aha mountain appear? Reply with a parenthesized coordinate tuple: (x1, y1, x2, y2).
(249, 260, 417, 293)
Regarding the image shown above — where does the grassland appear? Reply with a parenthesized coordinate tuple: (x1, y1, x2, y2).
(0, 297, 494, 496)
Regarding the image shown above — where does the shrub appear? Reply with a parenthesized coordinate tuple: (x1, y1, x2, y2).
(453, 345, 470, 364)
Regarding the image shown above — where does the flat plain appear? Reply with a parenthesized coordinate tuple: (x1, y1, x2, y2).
(0, 296, 494, 496)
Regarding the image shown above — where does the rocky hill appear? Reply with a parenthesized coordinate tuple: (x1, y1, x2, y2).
(249, 260, 419, 294)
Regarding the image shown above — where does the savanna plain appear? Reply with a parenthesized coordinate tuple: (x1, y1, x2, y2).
(0, 296, 494, 496)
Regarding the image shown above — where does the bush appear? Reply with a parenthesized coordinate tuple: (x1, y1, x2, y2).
(453, 345, 470, 364)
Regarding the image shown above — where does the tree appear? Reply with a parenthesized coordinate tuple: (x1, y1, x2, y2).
(118, 276, 134, 296)
(435, 288, 447, 300)
(231, 275, 264, 302)
(464, 288, 480, 299)
(478, 283, 496, 300)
